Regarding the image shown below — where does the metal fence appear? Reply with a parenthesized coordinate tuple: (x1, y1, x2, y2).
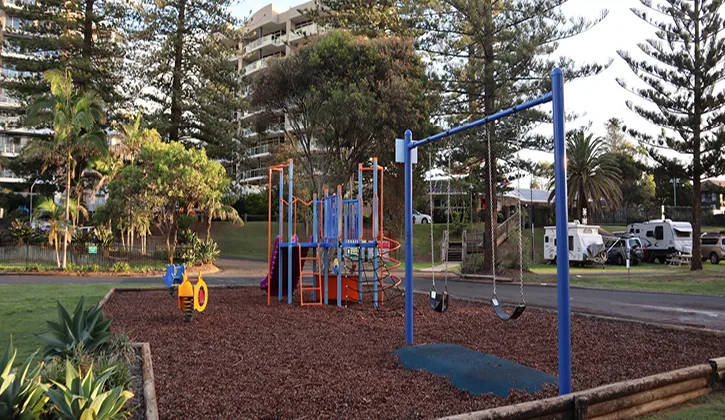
(598, 207, 725, 226)
(0, 242, 194, 271)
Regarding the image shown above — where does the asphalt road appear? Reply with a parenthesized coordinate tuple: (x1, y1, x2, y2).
(2, 257, 724, 332)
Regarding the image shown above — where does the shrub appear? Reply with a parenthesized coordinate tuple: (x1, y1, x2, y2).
(0, 339, 48, 420)
(72, 229, 93, 244)
(177, 228, 199, 246)
(195, 239, 220, 264)
(26, 264, 43, 272)
(93, 226, 114, 249)
(175, 245, 197, 265)
(8, 219, 33, 245)
(460, 254, 485, 274)
(37, 296, 112, 359)
(44, 363, 133, 420)
(41, 333, 135, 393)
(110, 262, 130, 273)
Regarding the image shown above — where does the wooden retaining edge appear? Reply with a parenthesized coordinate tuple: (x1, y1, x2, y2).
(440, 394, 573, 420)
(98, 287, 116, 308)
(586, 377, 707, 418)
(591, 387, 710, 420)
(440, 362, 721, 420)
(132, 343, 159, 420)
(99, 289, 159, 420)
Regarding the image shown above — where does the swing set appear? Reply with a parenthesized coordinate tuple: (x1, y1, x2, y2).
(398, 68, 572, 395)
(427, 128, 526, 320)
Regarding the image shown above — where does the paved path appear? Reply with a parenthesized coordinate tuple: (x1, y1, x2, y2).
(2, 258, 724, 332)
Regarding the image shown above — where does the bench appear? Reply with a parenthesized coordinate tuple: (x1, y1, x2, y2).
(666, 253, 692, 267)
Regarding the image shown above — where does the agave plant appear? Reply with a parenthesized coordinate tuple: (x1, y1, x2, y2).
(37, 296, 112, 359)
(0, 339, 48, 420)
(44, 363, 132, 420)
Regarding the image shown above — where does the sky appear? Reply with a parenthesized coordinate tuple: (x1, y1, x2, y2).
(228, 0, 678, 170)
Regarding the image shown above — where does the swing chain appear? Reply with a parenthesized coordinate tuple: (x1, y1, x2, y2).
(444, 138, 451, 289)
(515, 136, 525, 306)
(428, 150, 436, 290)
(487, 125, 497, 297)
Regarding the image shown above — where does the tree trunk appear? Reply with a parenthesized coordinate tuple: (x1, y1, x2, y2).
(691, 0, 703, 271)
(62, 156, 71, 269)
(481, 0, 497, 272)
(55, 239, 60, 268)
(169, 0, 187, 142)
(206, 214, 212, 241)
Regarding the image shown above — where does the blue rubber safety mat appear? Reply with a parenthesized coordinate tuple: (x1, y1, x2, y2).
(394, 343, 557, 397)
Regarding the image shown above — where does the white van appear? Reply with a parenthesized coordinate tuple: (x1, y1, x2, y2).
(626, 219, 693, 263)
(544, 221, 607, 264)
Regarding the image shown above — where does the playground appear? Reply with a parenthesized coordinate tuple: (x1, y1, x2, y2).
(76, 69, 725, 418)
(101, 287, 725, 419)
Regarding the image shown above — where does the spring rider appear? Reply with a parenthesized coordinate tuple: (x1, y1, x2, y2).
(176, 273, 208, 321)
(163, 264, 186, 295)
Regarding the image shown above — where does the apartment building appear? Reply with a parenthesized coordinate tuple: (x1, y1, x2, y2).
(237, 1, 325, 185)
(0, 0, 43, 190)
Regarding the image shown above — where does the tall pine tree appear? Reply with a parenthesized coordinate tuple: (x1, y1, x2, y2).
(409, 0, 608, 271)
(0, 0, 124, 119)
(128, 0, 245, 160)
(618, 0, 725, 271)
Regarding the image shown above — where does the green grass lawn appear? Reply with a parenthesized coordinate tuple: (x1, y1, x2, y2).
(640, 393, 725, 420)
(0, 283, 152, 361)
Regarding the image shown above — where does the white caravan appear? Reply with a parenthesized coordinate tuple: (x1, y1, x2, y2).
(544, 221, 607, 264)
(626, 219, 693, 263)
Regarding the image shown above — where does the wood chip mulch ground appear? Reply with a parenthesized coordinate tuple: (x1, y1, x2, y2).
(102, 288, 725, 420)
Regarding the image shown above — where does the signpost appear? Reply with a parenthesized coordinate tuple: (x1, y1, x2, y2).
(88, 245, 98, 255)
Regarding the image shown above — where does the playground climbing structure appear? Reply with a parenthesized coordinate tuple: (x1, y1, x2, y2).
(263, 158, 402, 309)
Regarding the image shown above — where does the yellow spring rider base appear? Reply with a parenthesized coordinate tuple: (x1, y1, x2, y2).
(176, 273, 208, 322)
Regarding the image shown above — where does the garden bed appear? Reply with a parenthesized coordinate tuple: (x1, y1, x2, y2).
(102, 288, 725, 419)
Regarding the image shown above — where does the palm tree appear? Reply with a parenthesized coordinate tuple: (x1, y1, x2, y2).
(556, 131, 622, 223)
(201, 192, 242, 241)
(33, 197, 87, 268)
(25, 69, 107, 269)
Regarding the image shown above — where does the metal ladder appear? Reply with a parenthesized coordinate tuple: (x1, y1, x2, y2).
(298, 244, 323, 306)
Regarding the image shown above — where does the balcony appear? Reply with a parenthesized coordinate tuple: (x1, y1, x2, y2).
(240, 168, 267, 183)
(244, 33, 285, 54)
(246, 143, 271, 159)
(0, 168, 24, 183)
(3, 0, 34, 9)
(0, 139, 27, 156)
(288, 23, 325, 42)
(243, 56, 271, 76)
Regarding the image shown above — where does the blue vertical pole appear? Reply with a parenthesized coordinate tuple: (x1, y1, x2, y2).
(337, 185, 343, 307)
(404, 130, 414, 345)
(278, 171, 283, 302)
(552, 68, 571, 395)
(358, 164, 363, 304)
(287, 159, 294, 305)
(323, 190, 329, 305)
(372, 157, 380, 309)
(312, 193, 318, 302)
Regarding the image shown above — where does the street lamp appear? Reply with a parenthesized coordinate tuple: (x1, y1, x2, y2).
(28, 178, 39, 223)
(670, 178, 679, 207)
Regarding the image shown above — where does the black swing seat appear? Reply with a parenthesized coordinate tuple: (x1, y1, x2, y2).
(430, 290, 449, 313)
(491, 296, 525, 320)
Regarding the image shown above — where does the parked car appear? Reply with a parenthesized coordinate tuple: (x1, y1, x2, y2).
(412, 209, 432, 224)
(700, 232, 725, 264)
(605, 235, 644, 266)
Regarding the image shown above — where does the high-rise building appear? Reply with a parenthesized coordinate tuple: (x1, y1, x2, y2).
(237, 1, 325, 185)
(0, 0, 39, 189)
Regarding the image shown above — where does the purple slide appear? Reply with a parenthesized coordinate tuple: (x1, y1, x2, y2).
(261, 236, 310, 297)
